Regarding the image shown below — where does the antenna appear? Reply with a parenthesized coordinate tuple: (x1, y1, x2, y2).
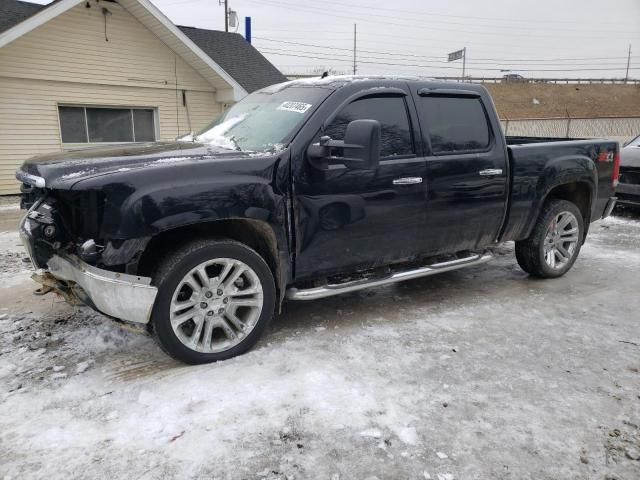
(625, 44, 632, 84)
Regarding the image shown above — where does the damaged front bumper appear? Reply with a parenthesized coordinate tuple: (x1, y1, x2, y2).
(45, 255, 157, 324)
(20, 212, 157, 324)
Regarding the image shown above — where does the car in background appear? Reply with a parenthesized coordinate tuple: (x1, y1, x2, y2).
(617, 134, 640, 208)
(502, 74, 527, 83)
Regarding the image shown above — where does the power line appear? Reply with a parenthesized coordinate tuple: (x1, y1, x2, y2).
(259, 49, 640, 72)
(157, 0, 638, 54)
(305, 33, 633, 59)
(257, 45, 634, 68)
(288, 0, 640, 35)
(242, 0, 640, 41)
(274, 31, 640, 62)
(153, 0, 637, 72)
(158, 0, 637, 29)
(254, 37, 637, 65)
(253, 0, 638, 28)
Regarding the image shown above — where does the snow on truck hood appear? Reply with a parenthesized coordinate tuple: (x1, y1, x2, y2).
(16, 141, 272, 189)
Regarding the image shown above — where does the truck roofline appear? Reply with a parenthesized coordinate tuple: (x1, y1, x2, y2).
(265, 75, 489, 93)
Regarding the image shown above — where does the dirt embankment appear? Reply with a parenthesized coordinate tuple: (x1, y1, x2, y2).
(484, 83, 640, 119)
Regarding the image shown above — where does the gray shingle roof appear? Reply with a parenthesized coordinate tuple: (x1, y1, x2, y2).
(178, 26, 287, 93)
(0, 0, 46, 34)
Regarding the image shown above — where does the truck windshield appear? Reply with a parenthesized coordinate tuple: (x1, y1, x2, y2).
(193, 85, 330, 153)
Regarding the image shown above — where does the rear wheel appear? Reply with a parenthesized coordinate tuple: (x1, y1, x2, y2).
(150, 239, 276, 364)
(515, 199, 584, 278)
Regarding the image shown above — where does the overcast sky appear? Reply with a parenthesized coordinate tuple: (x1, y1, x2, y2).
(31, 0, 640, 78)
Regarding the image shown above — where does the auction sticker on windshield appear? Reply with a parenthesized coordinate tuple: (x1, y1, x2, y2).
(277, 101, 312, 114)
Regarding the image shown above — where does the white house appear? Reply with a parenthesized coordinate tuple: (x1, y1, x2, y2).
(0, 0, 286, 194)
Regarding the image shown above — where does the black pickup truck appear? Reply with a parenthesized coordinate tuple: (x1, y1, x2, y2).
(16, 77, 619, 364)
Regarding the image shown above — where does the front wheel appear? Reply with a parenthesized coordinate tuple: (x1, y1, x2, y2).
(515, 199, 584, 278)
(150, 239, 276, 364)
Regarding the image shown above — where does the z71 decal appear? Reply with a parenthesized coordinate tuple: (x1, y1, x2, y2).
(598, 151, 615, 162)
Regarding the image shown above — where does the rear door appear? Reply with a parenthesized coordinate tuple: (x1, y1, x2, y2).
(413, 89, 508, 255)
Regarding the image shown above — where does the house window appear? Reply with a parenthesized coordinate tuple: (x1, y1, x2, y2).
(58, 106, 156, 143)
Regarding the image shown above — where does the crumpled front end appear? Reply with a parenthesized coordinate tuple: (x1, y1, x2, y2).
(19, 197, 157, 324)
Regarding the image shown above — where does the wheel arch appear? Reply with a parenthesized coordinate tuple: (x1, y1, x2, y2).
(137, 218, 286, 306)
(523, 158, 596, 242)
(542, 181, 593, 238)
(520, 180, 593, 242)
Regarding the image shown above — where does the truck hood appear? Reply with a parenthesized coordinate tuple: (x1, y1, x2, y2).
(17, 142, 254, 189)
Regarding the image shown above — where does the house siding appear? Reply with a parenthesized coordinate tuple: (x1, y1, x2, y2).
(0, 1, 223, 195)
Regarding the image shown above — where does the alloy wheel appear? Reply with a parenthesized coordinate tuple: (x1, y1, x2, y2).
(169, 258, 264, 353)
(543, 211, 580, 269)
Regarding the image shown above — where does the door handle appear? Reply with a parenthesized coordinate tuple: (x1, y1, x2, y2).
(392, 177, 423, 185)
(478, 169, 503, 176)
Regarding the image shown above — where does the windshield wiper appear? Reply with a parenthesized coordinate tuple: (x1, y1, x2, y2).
(228, 135, 242, 152)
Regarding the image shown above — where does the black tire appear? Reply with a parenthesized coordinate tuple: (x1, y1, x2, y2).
(515, 199, 584, 278)
(150, 239, 276, 364)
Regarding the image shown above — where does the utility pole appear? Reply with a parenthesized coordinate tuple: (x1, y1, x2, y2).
(625, 44, 632, 83)
(462, 47, 466, 80)
(353, 24, 357, 75)
(219, 0, 229, 32)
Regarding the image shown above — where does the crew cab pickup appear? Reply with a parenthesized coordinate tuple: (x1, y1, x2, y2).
(16, 76, 619, 364)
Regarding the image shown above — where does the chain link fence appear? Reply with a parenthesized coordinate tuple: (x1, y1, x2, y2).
(500, 116, 640, 143)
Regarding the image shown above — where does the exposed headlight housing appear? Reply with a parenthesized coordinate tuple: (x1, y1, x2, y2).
(16, 170, 46, 188)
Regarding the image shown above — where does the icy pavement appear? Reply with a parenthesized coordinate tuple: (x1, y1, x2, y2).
(1, 208, 639, 479)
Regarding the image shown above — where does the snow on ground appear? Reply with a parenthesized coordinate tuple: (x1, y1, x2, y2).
(0, 231, 33, 283)
(0, 210, 639, 479)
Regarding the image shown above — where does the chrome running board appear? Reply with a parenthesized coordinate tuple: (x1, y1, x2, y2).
(286, 252, 493, 301)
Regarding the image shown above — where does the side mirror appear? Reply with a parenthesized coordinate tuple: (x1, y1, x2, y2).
(307, 119, 381, 170)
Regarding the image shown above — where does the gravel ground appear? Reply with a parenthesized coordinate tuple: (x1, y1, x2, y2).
(0, 201, 639, 480)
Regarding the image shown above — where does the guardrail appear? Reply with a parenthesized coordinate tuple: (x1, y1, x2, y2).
(433, 77, 640, 85)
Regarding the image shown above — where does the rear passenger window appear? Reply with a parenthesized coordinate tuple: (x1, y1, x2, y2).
(325, 96, 414, 158)
(419, 97, 490, 154)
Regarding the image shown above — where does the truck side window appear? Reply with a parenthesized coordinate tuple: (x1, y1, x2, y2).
(419, 97, 490, 154)
(325, 96, 414, 158)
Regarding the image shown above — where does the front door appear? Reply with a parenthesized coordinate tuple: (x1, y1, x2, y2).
(293, 90, 429, 280)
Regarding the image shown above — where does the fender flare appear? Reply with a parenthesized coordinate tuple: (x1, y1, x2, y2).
(522, 155, 597, 239)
